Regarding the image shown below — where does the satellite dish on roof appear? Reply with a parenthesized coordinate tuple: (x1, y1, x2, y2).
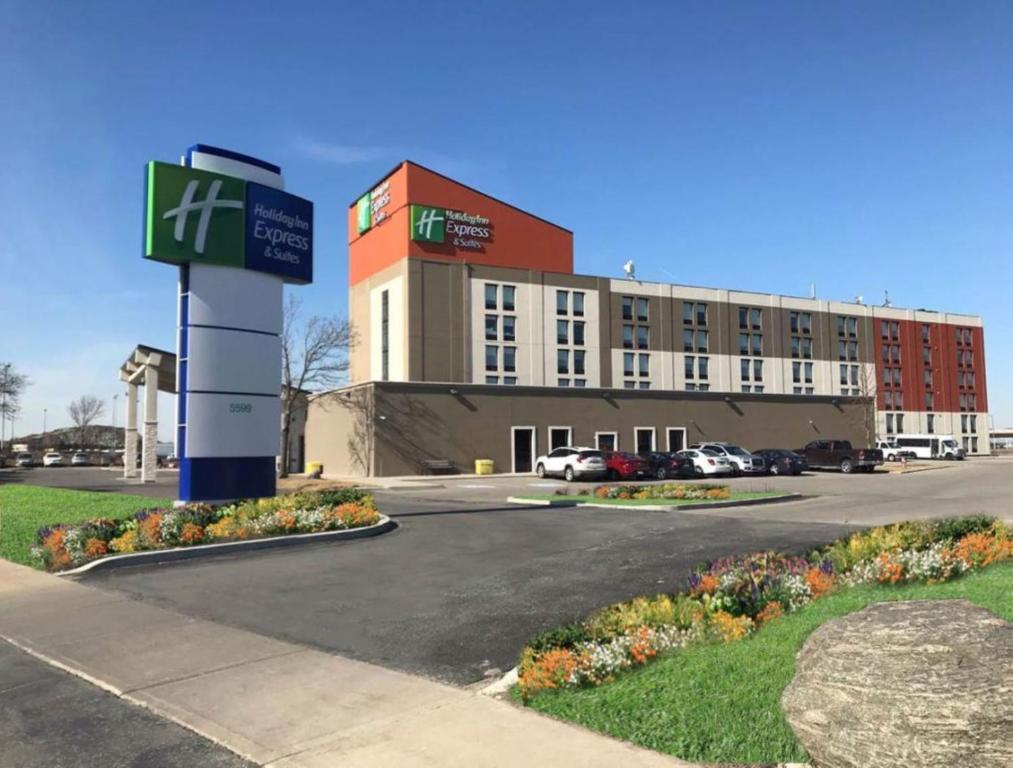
(623, 260, 636, 279)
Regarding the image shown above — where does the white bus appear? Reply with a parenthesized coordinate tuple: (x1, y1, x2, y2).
(894, 434, 965, 460)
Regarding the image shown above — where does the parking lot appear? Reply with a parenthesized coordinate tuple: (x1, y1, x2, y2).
(16, 457, 993, 686)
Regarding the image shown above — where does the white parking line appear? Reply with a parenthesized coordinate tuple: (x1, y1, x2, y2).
(528, 482, 565, 488)
(456, 484, 496, 489)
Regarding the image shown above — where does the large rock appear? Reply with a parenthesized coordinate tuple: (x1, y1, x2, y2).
(782, 600, 1012, 768)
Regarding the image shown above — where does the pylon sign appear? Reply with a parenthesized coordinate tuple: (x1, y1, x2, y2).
(143, 145, 314, 501)
(145, 160, 313, 283)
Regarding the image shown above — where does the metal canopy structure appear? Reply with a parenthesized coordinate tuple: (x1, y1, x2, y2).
(118, 345, 176, 483)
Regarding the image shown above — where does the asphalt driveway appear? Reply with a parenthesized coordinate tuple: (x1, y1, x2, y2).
(82, 493, 852, 685)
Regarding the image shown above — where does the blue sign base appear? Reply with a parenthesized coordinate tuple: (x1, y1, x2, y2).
(179, 456, 277, 502)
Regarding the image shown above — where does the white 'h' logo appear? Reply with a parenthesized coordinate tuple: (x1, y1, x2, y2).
(163, 179, 244, 254)
(414, 207, 444, 239)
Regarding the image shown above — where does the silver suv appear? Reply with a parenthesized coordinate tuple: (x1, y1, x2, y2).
(690, 442, 765, 475)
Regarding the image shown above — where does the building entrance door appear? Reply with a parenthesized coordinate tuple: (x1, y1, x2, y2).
(666, 428, 686, 452)
(512, 427, 535, 473)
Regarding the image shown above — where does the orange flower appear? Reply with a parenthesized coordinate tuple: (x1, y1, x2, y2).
(756, 601, 784, 625)
(139, 513, 163, 546)
(83, 538, 108, 559)
(518, 649, 581, 698)
(709, 610, 753, 643)
(877, 552, 904, 583)
(629, 626, 657, 665)
(954, 533, 1012, 568)
(690, 574, 718, 597)
(805, 567, 835, 598)
(179, 523, 204, 545)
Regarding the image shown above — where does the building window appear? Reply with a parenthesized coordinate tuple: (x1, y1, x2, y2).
(921, 324, 930, 342)
(924, 369, 932, 388)
(885, 413, 894, 434)
(685, 355, 709, 382)
(503, 376, 517, 385)
(692, 330, 706, 352)
(622, 324, 634, 349)
(739, 306, 761, 330)
(502, 285, 515, 311)
(922, 346, 931, 365)
(683, 329, 694, 352)
(573, 321, 585, 346)
(485, 284, 499, 310)
(684, 355, 694, 380)
(636, 325, 649, 349)
(624, 380, 635, 389)
(896, 414, 905, 432)
(556, 290, 568, 315)
(638, 353, 650, 377)
(485, 345, 497, 372)
(557, 320, 568, 345)
(926, 392, 934, 411)
(572, 291, 584, 316)
(837, 316, 858, 338)
(622, 296, 634, 320)
(636, 297, 649, 322)
(574, 379, 586, 388)
(739, 333, 762, 356)
(503, 346, 516, 373)
(485, 315, 498, 341)
(574, 350, 586, 376)
(790, 311, 812, 335)
(971, 436, 978, 453)
(502, 315, 516, 342)
(558, 378, 570, 387)
(638, 381, 651, 390)
(623, 352, 634, 377)
(557, 349, 569, 375)
(380, 289, 389, 381)
(682, 301, 693, 325)
(486, 375, 499, 385)
(741, 358, 764, 383)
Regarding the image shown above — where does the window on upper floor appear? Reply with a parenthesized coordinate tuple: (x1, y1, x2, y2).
(484, 284, 497, 310)
(501, 285, 515, 312)
(572, 291, 584, 317)
(573, 321, 585, 346)
(622, 296, 634, 320)
(636, 297, 649, 322)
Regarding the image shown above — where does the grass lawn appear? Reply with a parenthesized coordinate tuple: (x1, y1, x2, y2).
(517, 490, 785, 506)
(525, 562, 1013, 765)
(0, 485, 171, 566)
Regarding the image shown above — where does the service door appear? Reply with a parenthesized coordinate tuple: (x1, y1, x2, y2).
(513, 428, 535, 473)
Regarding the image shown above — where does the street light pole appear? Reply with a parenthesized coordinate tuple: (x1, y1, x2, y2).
(42, 408, 47, 449)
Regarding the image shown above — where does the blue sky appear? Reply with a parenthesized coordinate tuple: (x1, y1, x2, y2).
(2, 0, 1011, 438)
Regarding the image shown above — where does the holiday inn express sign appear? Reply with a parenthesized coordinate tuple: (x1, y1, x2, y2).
(145, 160, 313, 283)
(143, 144, 314, 502)
(410, 204, 492, 249)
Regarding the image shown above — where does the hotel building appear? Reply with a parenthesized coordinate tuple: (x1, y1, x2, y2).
(304, 162, 988, 476)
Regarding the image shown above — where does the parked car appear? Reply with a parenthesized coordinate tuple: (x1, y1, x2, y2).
(690, 442, 766, 475)
(754, 448, 808, 476)
(676, 448, 733, 477)
(42, 451, 65, 467)
(875, 440, 917, 462)
(796, 440, 883, 473)
(643, 452, 696, 480)
(602, 451, 650, 481)
(15, 452, 34, 467)
(71, 452, 90, 466)
(535, 446, 607, 482)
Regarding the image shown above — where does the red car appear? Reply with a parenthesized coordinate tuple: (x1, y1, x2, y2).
(603, 451, 650, 481)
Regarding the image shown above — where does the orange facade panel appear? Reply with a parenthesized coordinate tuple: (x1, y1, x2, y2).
(348, 161, 572, 286)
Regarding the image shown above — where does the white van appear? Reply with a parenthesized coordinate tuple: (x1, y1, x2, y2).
(894, 434, 965, 460)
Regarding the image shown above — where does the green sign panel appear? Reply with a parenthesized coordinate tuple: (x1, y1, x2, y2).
(356, 194, 371, 234)
(410, 204, 446, 243)
(145, 162, 246, 267)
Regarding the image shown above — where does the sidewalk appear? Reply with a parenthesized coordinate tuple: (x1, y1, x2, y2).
(0, 559, 691, 768)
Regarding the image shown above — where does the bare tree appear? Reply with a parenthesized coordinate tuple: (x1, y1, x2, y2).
(67, 395, 105, 449)
(846, 363, 878, 446)
(280, 295, 355, 477)
(0, 363, 29, 453)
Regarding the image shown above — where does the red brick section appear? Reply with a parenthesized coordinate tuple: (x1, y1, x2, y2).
(874, 319, 987, 413)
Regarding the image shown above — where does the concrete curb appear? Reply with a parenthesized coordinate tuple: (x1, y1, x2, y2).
(506, 493, 803, 513)
(57, 515, 397, 577)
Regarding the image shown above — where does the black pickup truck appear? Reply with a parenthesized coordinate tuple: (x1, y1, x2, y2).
(796, 440, 884, 473)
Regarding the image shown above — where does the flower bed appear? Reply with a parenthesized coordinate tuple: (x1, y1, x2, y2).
(31, 488, 381, 572)
(587, 483, 731, 501)
(518, 515, 1011, 699)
